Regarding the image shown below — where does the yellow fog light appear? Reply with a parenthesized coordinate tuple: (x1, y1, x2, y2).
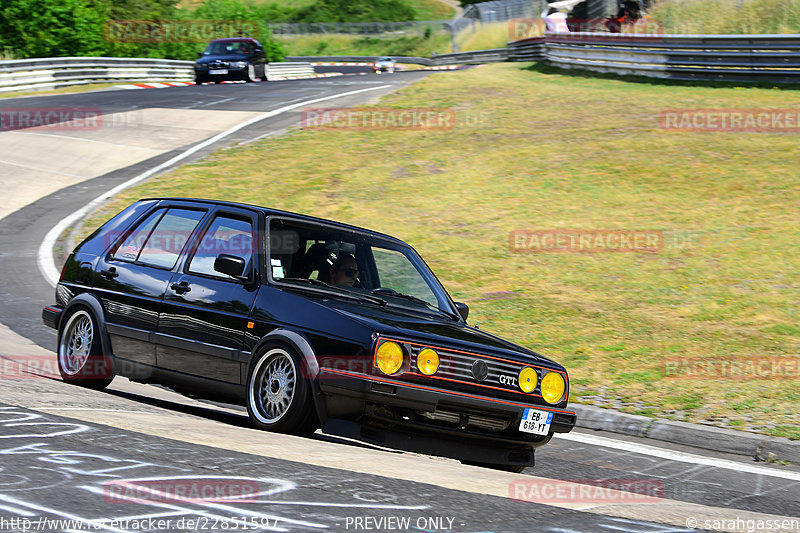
(375, 341, 404, 375)
(417, 348, 439, 376)
(518, 367, 538, 393)
(541, 371, 566, 404)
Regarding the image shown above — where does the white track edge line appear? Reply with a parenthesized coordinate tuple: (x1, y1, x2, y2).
(37, 85, 391, 287)
(558, 431, 800, 481)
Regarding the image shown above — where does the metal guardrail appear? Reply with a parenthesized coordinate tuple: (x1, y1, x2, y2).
(266, 62, 315, 80)
(2, 34, 798, 93)
(289, 55, 434, 66)
(508, 37, 547, 61)
(294, 35, 800, 83)
(0, 58, 317, 92)
(0, 57, 193, 93)
(288, 49, 508, 66)
(508, 33, 800, 83)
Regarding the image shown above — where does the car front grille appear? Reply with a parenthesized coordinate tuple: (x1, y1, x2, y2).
(411, 345, 546, 396)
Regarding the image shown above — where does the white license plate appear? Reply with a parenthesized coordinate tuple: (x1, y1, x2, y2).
(519, 408, 553, 435)
(209, 69, 228, 75)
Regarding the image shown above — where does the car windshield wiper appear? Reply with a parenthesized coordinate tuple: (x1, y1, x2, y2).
(280, 278, 387, 306)
(370, 288, 457, 318)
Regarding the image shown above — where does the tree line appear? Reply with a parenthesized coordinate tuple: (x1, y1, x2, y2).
(0, 0, 420, 60)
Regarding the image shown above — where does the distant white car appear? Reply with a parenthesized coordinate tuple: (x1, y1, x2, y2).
(372, 56, 396, 74)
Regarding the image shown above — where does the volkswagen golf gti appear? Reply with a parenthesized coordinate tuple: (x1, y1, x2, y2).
(42, 198, 576, 470)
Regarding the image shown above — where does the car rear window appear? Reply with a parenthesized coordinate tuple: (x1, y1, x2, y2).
(112, 208, 205, 269)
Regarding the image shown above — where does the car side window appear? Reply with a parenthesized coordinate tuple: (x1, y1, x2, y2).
(188, 215, 254, 279)
(112, 208, 205, 269)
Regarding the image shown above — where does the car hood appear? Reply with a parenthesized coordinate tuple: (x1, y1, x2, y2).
(196, 55, 248, 64)
(319, 297, 560, 369)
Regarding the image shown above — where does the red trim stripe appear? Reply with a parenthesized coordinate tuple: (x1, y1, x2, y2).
(321, 367, 575, 415)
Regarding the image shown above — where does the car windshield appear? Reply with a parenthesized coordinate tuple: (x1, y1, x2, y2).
(377, 57, 393, 62)
(203, 41, 252, 56)
(268, 218, 456, 318)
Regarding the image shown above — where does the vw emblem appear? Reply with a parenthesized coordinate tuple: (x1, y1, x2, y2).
(472, 360, 489, 381)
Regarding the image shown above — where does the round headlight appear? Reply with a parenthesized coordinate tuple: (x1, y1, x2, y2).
(541, 371, 566, 404)
(375, 341, 404, 375)
(518, 367, 538, 393)
(417, 348, 439, 376)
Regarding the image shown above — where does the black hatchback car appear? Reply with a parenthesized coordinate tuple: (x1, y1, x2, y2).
(194, 38, 267, 83)
(43, 198, 576, 470)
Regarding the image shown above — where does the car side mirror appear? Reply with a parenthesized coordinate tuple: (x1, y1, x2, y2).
(454, 302, 469, 321)
(254, 47, 263, 54)
(197, 52, 203, 58)
(214, 254, 247, 280)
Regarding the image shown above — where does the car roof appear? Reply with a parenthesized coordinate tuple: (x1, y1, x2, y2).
(209, 38, 260, 44)
(140, 197, 406, 244)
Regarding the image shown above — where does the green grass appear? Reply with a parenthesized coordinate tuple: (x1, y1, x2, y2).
(769, 426, 800, 440)
(78, 63, 800, 437)
(408, 0, 455, 20)
(178, 0, 454, 19)
(278, 31, 452, 56)
(455, 22, 512, 52)
(649, 0, 800, 34)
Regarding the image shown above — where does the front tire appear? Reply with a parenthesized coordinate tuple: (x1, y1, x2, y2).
(245, 64, 256, 82)
(246, 343, 317, 435)
(57, 308, 114, 390)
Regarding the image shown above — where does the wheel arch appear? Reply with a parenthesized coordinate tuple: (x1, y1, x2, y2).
(61, 293, 113, 358)
(249, 328, 327, 423)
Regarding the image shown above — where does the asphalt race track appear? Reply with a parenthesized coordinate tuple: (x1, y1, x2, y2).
(0, 72, 798, 533)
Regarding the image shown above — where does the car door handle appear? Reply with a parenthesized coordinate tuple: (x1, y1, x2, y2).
(170, 281, 191, 294)
(99, 267, 118, 279)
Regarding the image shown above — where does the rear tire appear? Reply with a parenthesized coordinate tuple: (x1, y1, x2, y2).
(246, 343, 318, 435)
(57, 308, 114, 390)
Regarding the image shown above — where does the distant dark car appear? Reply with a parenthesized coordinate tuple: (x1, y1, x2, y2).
(42, 198, 575, 471)
(194, 38, 267, 84)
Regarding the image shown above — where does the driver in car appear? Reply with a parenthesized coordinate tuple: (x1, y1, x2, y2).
(329, 253, 358, 287)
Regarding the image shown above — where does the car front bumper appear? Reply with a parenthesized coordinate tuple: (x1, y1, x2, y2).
(318, 368, 576, 464)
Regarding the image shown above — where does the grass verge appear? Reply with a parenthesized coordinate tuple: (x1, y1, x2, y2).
(649, 0, 800, 34)
(455, 22, 511, 52)
(79, 63, 800, 437)
(277, 31, 451, 56)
